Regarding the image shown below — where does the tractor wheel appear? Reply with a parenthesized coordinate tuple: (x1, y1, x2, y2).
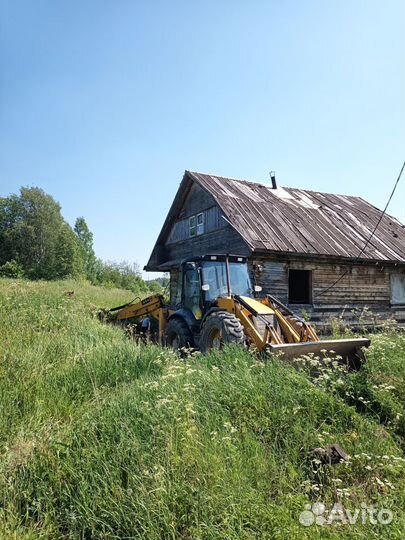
(200, 311, 245, 353)
(164, 317, 193, 350)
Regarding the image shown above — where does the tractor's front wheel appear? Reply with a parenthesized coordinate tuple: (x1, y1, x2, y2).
(164, 317, 193, 350)
(200, 311, 245, 353)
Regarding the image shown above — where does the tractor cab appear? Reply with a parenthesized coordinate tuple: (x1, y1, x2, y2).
(178, 254, 259, 320)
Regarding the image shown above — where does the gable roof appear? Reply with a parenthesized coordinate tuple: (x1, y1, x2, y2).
(188, 171, 405, 263)
(146, 170, 405, 270)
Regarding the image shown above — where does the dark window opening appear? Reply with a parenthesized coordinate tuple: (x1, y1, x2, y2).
(288, 269, 312, 304)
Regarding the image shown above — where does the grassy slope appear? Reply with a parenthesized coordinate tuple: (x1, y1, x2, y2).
(0, 279, 405, 539)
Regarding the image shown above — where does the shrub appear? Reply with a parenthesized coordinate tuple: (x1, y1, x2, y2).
(0, 259, 25, 278)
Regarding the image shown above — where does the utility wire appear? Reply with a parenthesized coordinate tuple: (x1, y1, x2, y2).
(314, 159, 405, 299)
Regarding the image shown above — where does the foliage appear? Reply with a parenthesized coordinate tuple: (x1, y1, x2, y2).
(53, 222, 84, 278)
(0, 187, 83, 279)
(94, 260, 149, 295)
(74, 217, 97, 281)
(0, 187, 150, 293)
(1, 279, 405, 539)
(0, 259, 25, 278)
(146, 275, 169, 295)
(336, 328, 405, 447)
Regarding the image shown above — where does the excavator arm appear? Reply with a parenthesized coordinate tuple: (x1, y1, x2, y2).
(108, 294, 164, 321)
(103, 294, 170, 341)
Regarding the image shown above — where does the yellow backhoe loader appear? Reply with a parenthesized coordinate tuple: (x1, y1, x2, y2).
(103, 255, 370, 368)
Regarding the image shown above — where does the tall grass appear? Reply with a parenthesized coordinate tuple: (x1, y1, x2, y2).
(0, 278, 405, 539)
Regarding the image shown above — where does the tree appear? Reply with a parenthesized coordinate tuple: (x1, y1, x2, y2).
(74, 217, 97, 281)
(0, 187, 82, 279)
(53, 223, 83, 278)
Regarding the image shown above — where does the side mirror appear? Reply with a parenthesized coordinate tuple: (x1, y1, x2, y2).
(254, 264, 264, 274)
(201, 284, 210, 291)
(254, 285, 262, 293)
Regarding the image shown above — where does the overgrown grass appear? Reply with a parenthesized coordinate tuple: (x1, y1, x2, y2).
(1, 279, 405, 539)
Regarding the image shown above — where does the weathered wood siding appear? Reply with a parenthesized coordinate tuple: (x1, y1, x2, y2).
(165, 225, 250, 263)
(167, 206, 225, 244)
(164, 182, 250, 263)
(178, 182, 215, 218)
(166, 183, 228, 244)
(249, 260, 288, 304)
(250, 256, 405, 327)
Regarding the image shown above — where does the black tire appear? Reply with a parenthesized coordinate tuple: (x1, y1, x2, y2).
(164, 317, 193, 349)
(200, 311, 245, 353)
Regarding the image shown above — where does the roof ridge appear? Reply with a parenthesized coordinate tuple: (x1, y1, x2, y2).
(187, 170, 362, 200)
(188, 170, 266, 187)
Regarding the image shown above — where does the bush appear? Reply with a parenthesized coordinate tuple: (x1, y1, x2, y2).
(94, 261, 149, 295)
(0, 259, 25, 278)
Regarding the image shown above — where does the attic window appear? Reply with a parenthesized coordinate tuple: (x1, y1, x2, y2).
(189, 216, 196, 237)
(197, 212, 204, 235)
(189, 213, 204, 237)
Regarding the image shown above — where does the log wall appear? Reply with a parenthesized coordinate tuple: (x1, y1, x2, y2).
(250, 257, 405, 329)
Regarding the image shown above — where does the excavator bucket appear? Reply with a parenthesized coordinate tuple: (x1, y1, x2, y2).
(267, 337, 371, 370)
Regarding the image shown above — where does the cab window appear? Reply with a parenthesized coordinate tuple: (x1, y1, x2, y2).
(201, 262, 228, 301)
(229, 263, 253, 297)
(183, 266, 201, 317)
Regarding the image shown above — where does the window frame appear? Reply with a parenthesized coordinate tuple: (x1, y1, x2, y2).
(196, 212, 204, 235)
(189, 215, 197, 237)
(390, 273, 405, 305)
(189, 212, 204, 237)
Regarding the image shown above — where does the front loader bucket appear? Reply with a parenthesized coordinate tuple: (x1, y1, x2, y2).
(267, 338, 371, 370)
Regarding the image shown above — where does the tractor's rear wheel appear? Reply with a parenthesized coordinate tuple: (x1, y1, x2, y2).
(164, 317, 193, 350)
(200, 311, 245, 353)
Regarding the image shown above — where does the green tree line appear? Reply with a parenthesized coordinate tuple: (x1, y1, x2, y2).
(0, 186, 151, 293)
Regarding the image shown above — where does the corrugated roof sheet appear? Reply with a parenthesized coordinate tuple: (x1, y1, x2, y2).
(188, 171, 405, 262)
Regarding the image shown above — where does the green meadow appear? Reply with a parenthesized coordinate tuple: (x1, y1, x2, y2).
(1, 278, 405, 539)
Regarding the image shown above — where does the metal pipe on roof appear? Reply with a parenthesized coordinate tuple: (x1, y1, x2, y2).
(270, 171, 277, 189)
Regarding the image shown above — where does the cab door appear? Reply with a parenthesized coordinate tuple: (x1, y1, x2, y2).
(182, 263, 203, 319)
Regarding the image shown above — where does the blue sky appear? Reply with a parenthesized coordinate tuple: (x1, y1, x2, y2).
(1, 0, 404, 276)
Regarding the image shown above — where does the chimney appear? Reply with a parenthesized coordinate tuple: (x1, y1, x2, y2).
(270, 171, 277, 189)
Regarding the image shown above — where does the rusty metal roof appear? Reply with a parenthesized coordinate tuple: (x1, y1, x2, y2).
(188, 171, 405, 263)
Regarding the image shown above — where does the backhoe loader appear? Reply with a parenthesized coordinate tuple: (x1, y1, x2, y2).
(103, 255, 370, 367)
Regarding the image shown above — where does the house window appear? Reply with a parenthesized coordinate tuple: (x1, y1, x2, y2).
(197, 212, 204, 235)
(391, 274, 405, 305)
(189, 216, 196, 237)
(288, 269, 312, 304)
(189, 213, 204, 237)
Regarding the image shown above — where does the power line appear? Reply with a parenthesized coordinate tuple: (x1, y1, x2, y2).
(314, 159, 405, 299)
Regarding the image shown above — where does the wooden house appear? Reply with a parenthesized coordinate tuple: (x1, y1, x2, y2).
(145, 171, 405, 328)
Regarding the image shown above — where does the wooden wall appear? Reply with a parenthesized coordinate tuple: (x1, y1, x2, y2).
(250, 256, 405, 328)
(177, 182, 215, 219)
(163, 182, 250, 264)
(167, 205, 225, 244)
(165, 226, 250, 264)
